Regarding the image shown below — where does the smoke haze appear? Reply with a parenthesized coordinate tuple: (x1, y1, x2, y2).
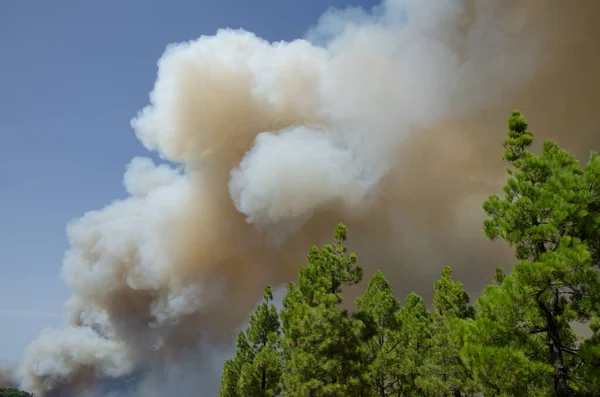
(12, 0, 600, 395)
(0, 366, 18, 389)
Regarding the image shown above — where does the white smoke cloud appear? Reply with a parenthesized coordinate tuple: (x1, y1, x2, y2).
(123, 157, 182, 198)
(20, 327, 135, 394)
(13, 0, 600, 395)
(229, 126, 375, 234)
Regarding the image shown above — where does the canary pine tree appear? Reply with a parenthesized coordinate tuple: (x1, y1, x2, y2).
(218, 286, 282, 397)
(218, 331, 252, 397)
(279, 223, 368, 397)
(461, 270, 553, 396)
(474, 110, 600, 396)
(395, 292, 432, 396)
(419, 267, 475, 397)
(355, 270, 401, 397)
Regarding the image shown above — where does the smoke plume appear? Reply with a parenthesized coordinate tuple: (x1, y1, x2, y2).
(0, 366, 18, 389)
(15, 0, 600, 395)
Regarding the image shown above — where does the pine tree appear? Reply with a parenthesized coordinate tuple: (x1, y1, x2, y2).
(280, 223, 368, 397)
(355, 270, 401, 397)
(218, 332, 252, 397)
(218, 286, 282, 397)
(476, 110, 600, 396)
(432, 267, 475, 320)
(395, 292, 432, 396)
(0, 390, 33, 397)
(419, 266, 475, 397)
(461, 271, 553, 396)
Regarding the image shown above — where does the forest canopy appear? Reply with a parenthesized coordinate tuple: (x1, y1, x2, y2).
(0, 389, 33, 397)
(217, 111, 600, 397)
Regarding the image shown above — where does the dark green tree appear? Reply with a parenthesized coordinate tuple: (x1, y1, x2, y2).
(355, 270, 401, 397)
(419, 266, 475, 397)
(475, 110, 600, 396)
(219, 323, 257, 397)
(461, 271, 553, 396)
(395, 292, 432, 396)
(0, 390, 33, 397)
(432, 267, 475, 320)
(218, 286, 282, 397)
(280, 223, 368, 397)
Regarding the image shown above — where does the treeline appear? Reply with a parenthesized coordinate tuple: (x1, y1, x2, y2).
(0, 389, 33, 397)
(217, 111, 600, 397)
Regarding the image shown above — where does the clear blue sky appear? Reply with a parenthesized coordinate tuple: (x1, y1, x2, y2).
(0, 0, 378, 363)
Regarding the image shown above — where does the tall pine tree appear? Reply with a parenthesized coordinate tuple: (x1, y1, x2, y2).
(218, 286, 282, 397)
(280, 223, 368, 397)
(461, 270, 553, 396)
(419, 266, 475, 397)
(356, 270, 401, 397)
(474, 110, 600, 396)
(396, 291, 432, 396)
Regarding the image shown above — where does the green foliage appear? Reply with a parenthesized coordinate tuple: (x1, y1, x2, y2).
(433, 266, 475, 320)
(0, 390, 33, 397)
(216, 110, 600, 397)
(218, 285, 282, 397)
(280, 223, 369, 397)
(418, 267, 475, 397)
(355, 270, 401, 396)
(476, 110, 600, 397)
(461, 275, 554, 396)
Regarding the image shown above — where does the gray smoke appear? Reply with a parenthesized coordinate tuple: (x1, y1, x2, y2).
(13, 0, 600, 395)
(0, 366, 18, 389)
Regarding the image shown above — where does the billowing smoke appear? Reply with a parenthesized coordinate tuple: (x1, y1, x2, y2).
(13, 0, 600, 395)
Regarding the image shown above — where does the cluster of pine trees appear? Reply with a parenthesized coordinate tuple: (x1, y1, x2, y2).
(217, 111, 600, 397)
(0, 389, 33, 397)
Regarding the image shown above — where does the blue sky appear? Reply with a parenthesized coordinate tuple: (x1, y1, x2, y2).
(0, 0, 378, 363)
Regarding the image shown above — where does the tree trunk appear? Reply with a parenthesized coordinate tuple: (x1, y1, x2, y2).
(550, 339, 569, 397)
(534, 232, 569, 397)
(547, 287, 569, 397)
